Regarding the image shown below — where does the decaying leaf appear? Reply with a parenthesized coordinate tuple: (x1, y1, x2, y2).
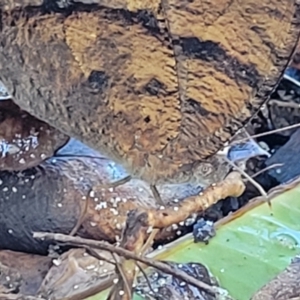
(251, 255, 300, 300)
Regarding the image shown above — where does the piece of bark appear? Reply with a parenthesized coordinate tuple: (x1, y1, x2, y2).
(251, 256, 300, 300)
(0, 250, 51, 296)
(0, 100, 69, 171)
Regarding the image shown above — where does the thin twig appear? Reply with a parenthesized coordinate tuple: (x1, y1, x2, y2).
(135, 261, 158, 296)
(33, 232, 221, 296)
(231, 123, 300, 144)
(251, 163, 284, 179)
(224, 158, 269, 201)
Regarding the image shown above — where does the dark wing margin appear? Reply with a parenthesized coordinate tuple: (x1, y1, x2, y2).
(161, 0, 300, 162)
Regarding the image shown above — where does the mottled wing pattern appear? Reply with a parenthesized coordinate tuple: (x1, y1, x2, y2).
(162, 0, 300, 162)
(0, 0, 299, 183)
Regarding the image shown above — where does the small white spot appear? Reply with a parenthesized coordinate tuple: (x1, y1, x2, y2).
(122, 198, 127, 203)
(138, 187, 143, 192)
(113, 278, 119, 284)
(30, 153, 35, 158)
(3, 187, 8, 192)
(95, 201, 107, 210)
(8, 229, 13, 234)
(171, 224, 178, 230)
(173, 206, 179, 211)
(40, 153, 47, 159)
(90, 222, 97, 227)
(110, 208, 119, 215)
(176, 230, 182, 236)
(86, 264, 96, 270)
(99, 260, 104, 266)
(159, 206, 165, 210)
(19, 158, 26, 164)
(12, 187, 17, 193)
(108, 187, 114, 192)
(147, 226, 153, 233)
(89, 190, 95, 198)
(73, 285, 79, 290)
(6, 276, 10, 281)
(57, 203, 62, 208)
(103, 268, 108, 273)
(179, 221, 184, 226)
(173, 198, 179, 203)
(22, 195, 26, 199)
(82, 196, 87, 200)
(119, 290, 125, 296)
(0, 179, 2, 185)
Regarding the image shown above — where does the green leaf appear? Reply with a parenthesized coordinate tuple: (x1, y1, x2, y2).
(87, 181, 300, 300)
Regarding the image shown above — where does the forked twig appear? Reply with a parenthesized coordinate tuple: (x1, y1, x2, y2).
(33, 232, 224, 297)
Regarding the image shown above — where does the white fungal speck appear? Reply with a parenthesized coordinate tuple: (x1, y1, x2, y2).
(12, 187, 17, 193)
(171, 224, 178, 230)
(3, 187, 8, 192)
(73, 285, 79, 290)
(95, 201, 107, 210)
(57, 203, 62, 208)
(0, 179, 2, 185)
(110, 208, 119, 216)
(159, 206, 165, 210)
(19, 158, 26, 164)
(179, 221, 184, 226)
(86, 264, 96, 270)
(8, 229, 13, 234)
(90, 222, 97, 227)
(82, 196, 86, 200)
(108, 187, 114, 192)
(52, 259, 61, 266)
(146, 226, 153, 233)
(113, 278, 119, 284)
(119, 290, 125, 296)
(173, 198, 179, 203)
(173, 206, 179, 211)
(30, 153, 35, 158)
(22, 195, 26, 199)
(89, 190, 95, 198)
(41, 153, 47, 159)
(176, 230, 182, 236)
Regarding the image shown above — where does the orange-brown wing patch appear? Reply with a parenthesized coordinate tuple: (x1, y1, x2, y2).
(64, 9, 181, 154)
